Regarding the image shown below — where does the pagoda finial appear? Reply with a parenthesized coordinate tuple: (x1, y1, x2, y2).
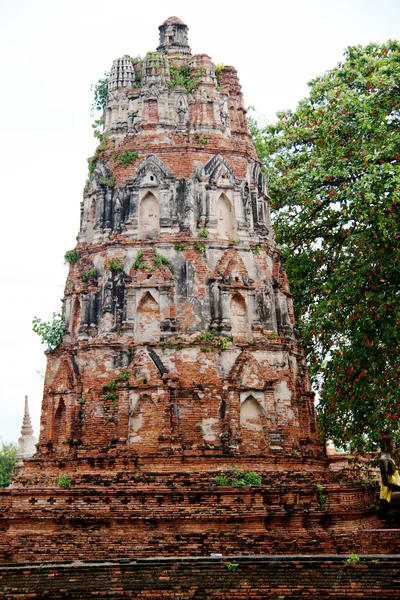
(17, 395, 37, 462)
(20, 395, 34, 436)
(157, 17, 191, 57)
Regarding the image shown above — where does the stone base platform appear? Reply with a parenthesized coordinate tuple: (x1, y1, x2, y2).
(1, 555, 400, 599)
(0, 455, 381, 562)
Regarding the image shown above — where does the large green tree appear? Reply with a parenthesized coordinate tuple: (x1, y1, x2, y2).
(0, 442, 17, 487)
(250, 41, 400, 452)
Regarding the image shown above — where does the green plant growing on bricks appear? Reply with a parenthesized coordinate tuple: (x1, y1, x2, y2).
(345, 553, 360, 565)
(83, 129, 115, 193)
(215, 470, 262, 487)
(133, 250, 153, 270)
(126, 54, 142, 64)
(32, 312, 65, 352)
(84, 156, 99, 193)
(168, 62, 203, 93)
(199, 135, 208, 147)
(215, 64, 224, 85)
(99, 175, 116, 188)
(196, 331, 233, 350)
(64, 250, 81, 265)
(174, 243, 186, 251)
(243, 471, 262, 485)
(119, 151, 139, 167)
(58, 475, 72, 489)
(108, 260, 123, 272)
(134, 250, 145, 269)
(118, 370, 130, 381)
(193, 241, 207, 253)
(95, 136, 110, 154)
(249, 41, 400, 453)
(213, 335, 233, 350)
(196, 331, 214, 342)
(88, 157, 97, 178)
(154, 251, 170, 268)
(215, 475, 230, 486)
(103, 380, 117, 392)
(82, 268, 96, 283)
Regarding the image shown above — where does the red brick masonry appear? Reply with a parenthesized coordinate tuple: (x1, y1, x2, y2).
(1, 555, 400, 599)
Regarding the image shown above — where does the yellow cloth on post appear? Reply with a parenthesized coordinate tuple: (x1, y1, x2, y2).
(380, 469, 400, 502)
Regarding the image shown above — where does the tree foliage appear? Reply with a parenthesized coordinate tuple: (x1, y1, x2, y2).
(0, 442, 17, 487)
(32, 312, 65, 352)
(250, 41, 400, 452)
(90, 73, 109, 115)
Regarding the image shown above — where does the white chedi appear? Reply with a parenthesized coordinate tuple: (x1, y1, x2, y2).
(17, 396, 37, 461)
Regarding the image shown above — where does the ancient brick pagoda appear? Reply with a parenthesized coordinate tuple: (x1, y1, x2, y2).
(1, 17, 380, 563)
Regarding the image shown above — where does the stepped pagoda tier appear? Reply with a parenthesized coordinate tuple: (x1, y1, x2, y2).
(0, 18, 380, 563)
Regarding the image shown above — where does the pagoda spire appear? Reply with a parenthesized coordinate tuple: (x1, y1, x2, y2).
(17, 396, 36, 462)
(20, 395, 34, 436)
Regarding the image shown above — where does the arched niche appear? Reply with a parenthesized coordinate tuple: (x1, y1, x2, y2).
(136, 291, 160, 343)
(230, 293, 249, 341)
(53, 397, 67, 444)
(240, 395, 264, 431)
(86, 198, 96, 243)
(216, 193, 236, 240)
(176, 94, 188, 127)
(139, 192, 160, 239)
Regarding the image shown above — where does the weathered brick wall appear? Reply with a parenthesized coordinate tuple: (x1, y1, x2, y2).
(37, 16, 317, 463)
(35, 338, 318, 456)
(1, 556, 400, 599)
(0, 471, 380, 563)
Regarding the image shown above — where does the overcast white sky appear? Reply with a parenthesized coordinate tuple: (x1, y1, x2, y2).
(0, 0, 399, 445)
